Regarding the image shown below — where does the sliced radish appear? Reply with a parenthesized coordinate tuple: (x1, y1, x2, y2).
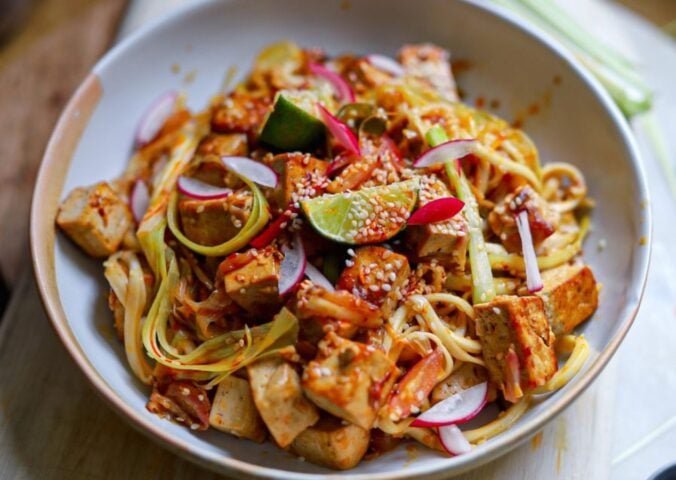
(413, 139, 479, 168)
(177, 176, 233, 200)
(250, 208, 297, 249)
(135, 91, 177, 146)
(515, 210, 543, 292)
(130, 180, 150, 223)
(410, 382, 488, 428)
(309, 62, 355, 103)
(407, 197, 465, 226)
(318, 104, 360, 156)
(304, 262, 335, 292)
(379, 134, 404, 169)
(326, 152, 355, 176)
(222, 156, 278, 188)
(279, 234, 307, 295)
(365, 54, 404, 77)
(438, 425, 472, 455)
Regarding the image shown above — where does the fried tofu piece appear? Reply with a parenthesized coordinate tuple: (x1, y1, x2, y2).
(178, 190, 252, 246)
(209, 376, 267, 443)
(270, 152, 329, 209)
(337, 246, 410, 317)
(222, 246, 282, 315)
(296, 283, 382, 329)
(302, 333, 397, 430)
(247, 357, 319, 448)
(475, 295, 557, 402)
(56, 181, 132, 257)
(431, 363, 497, 405)
(488, 185, 560, 253)
(399, 44, 458, 102)
(211, 91, 271, 138)
(197, 132, 249, 158)
(291, 416, 370, 470)
(537, 264, 598, 335)
(405, 175, 469, 270)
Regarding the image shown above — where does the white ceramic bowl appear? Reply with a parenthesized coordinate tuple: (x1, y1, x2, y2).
(31, 0, 651, 478)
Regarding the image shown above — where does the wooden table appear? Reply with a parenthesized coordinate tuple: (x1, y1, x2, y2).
(0, 1, 672, 479)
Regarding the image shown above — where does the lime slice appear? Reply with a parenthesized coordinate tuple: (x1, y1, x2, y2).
(259, 92, 326, 151)
(301, 179, 419, 244)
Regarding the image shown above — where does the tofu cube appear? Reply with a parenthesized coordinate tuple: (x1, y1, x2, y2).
(270, 152, 329, 209)
(475, 295, 557, 402)
(209, 375, 266, 443)
(488, 185, 560, 253)
(398, 44, 458, 102)
(211, 91, 271, 137)
(56, 181, 132, 257)
(222, 246, 282, 315)
(291, 416, 370, 470)
(405, 175, 469, 270)
(537, 264, 598, 335)
(302, 333, 397, 430)
(197, 132, 249, 158)
(337, 246, 410, 317)
(178, 190, 251, 246)
(431, 363, 497, 405)
(247, 357, 319, 448)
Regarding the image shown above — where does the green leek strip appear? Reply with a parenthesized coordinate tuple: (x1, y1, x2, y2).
(142, 257, 299, 376)
(426, 125, 495, 304)
(474, 144, 542, 192)
(491, 0, 652, 117)
(138, 125, 204, 279)
(166, 175, 270, 256)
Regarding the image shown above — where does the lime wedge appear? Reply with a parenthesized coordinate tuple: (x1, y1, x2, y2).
(300, 179, 419, 244)
(259, 91, 326, 151)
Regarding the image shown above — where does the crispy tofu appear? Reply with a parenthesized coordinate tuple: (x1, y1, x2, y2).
(337, 246, 411, 317)
(178, 190, 252, 246)
(291, 416, 370, 470)
(56, 181, 132, 257)
(302, 333, 397, 430)
(399, 44, 458, 102)
(211, 91, 271, 137)
(489, 185, 560, 253)
(296, 282, 382, 329)
(475, 295, 557, 402)
(431, 363, 497, 405)
(247, 357, 319, 448)
(270, 152, 329, 209)
(537, 264, 598, 335)
(405, 175, 469, 270)
(209, 375, 267, 443)
(337, 246, 410, 317)
(197, 132, 249, 158)
(222, 246, 282, 315)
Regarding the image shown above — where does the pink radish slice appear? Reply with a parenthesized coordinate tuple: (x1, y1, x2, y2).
(514, 210, 543, 292)
(135, 91, 177, 146)
(304, 262, 335, 292)
(130, 180, 150, 223)
(407, 197, 465, 226)
(410, 382, 488, 428)
(413, 139, 479, 168)
(438, 425, 472, 455)
(279, 234, 307, 295)
(365, 54, 404, 77)
(308, 63, 355, 103)
(221, 156, 278, 188)
(318, 104, 360, 156)
(177, 176, 233, 200)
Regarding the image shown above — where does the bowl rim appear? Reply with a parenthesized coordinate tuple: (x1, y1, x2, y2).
(30, 0, 652, 478)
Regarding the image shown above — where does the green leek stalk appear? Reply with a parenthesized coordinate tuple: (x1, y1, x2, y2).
(426, 125, 496, 304)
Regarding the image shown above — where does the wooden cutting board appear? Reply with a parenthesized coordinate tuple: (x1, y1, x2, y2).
(0, 1, 616, 479)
